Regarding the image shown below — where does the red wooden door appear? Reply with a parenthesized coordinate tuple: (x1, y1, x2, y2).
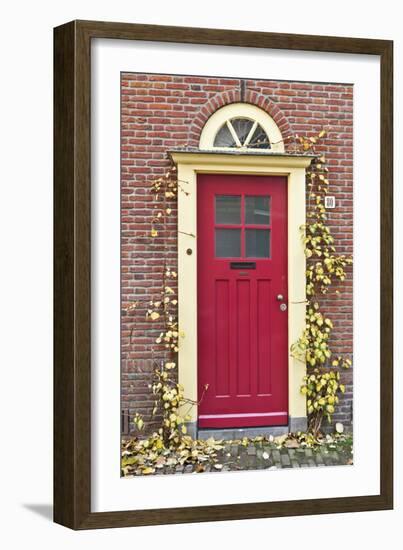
(197, 174, 288, 428)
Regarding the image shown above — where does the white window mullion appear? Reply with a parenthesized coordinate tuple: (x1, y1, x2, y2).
(227, 120, 242, 147)
(244, 120, 258, 147)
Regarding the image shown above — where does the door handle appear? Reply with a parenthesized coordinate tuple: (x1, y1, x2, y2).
(276, 294, 284, 301)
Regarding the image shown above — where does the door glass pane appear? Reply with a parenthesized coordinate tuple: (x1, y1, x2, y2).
(245, 196, 271, 225)
(215, 229, 241, 258)
(245, 229, 270, 258)
(215, 195, 241, 224)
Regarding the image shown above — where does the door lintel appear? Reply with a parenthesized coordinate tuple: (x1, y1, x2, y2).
(169, 149, 315, 169)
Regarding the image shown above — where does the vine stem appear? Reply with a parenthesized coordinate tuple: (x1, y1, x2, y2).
(178, 230, 196, 238)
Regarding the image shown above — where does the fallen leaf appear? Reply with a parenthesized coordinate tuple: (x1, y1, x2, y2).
(142, 467, 155, 475)
(335, 422, 344, 434)
(274, 434, 288, 445)
(284, 438, 299, 449)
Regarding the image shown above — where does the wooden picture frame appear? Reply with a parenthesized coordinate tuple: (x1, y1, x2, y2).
(54, 20, 393, 529)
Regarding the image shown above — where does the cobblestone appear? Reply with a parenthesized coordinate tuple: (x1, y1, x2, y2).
(125, 439, 353, 476)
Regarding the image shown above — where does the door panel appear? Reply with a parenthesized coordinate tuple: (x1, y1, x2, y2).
(215, 279, 230, 396)
(197, 174, 288, 428)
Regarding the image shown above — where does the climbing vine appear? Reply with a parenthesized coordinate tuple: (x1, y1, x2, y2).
(290, 131, 353, 436)
(122, 164, 219, 475)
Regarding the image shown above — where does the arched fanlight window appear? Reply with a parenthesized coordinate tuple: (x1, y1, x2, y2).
(214, 118, 270, 149)
(199, 103, 284, 153)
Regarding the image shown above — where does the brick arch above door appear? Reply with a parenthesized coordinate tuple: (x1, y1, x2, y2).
(188, 89, 292, 148)
(199, 103, 285, 153)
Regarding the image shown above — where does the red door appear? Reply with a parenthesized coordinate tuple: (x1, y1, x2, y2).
(197, 174, 288, 429)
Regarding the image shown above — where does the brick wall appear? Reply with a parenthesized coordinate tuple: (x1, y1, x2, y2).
(121, 73, 353, 434)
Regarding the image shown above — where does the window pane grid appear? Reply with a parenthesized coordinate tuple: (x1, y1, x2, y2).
(214, 193, 271, 259)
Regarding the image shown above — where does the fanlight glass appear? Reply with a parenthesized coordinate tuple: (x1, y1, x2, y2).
(213, 117, 270, 149)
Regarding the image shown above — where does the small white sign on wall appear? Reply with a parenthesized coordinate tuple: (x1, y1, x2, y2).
(325, 195, 336, 208)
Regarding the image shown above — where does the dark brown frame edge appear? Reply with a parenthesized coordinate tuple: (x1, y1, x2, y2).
(54, 20, 393, 530)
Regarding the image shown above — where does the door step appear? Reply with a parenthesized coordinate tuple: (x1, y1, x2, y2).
(198, 425, 289, 441)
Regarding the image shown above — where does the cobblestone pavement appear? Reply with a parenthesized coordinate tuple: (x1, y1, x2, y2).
(154, 441, 352, 475)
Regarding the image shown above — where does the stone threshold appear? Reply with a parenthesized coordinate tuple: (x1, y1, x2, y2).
(197, 425, 290, 440)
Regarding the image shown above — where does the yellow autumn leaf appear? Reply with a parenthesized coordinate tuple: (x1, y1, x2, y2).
(134, 417, 144, 430)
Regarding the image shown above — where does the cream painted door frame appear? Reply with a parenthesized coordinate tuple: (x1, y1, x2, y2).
(170, 151, 313, 432)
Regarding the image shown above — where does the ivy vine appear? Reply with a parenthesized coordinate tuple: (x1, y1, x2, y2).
(290, 131, 353, 436)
